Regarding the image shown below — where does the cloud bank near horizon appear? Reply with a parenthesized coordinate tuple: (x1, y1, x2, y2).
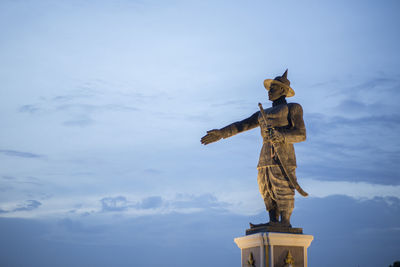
(0, 195, 399, 267)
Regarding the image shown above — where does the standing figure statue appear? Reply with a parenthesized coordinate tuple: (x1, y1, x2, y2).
(201, 70, 307, 228)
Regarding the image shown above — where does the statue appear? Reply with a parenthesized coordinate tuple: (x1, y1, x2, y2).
(201, 70, 307, 230)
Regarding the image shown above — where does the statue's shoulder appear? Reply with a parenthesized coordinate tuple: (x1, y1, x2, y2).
(287, 103, 303, 115)
(287, 102, 303, 110)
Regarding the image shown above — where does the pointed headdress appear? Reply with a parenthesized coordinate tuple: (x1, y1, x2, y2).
(263, 69, 295, 97)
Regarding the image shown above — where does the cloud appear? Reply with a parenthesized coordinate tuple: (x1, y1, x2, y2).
(0, 149, 43, 159)
(100, 195, 164, 212)
(302, 179, 400, 199)
(9, 179, 42, 188)
(19, 87, 139, 118)
(0, 176, 43, 187)
(98, 194, 229, 215)
(335, 99, 368, 114)
(18, 104, 40, 114)
(100, 196, 129, 212)
(0, 200, 42, 214)
(328, 76, 400, 117)
(18, 86, 140, 128)
(300, 110, 400, 185)
(343, 77, 399, 96)
(52, 93, 93, 102)
(14, 200, 42, 212)
(137, 196, 163, 209)
(55, 103, 139, 113)
(1, 175, 15, 180)
(315, 76, 400, 103)
(330, 114, 400, 129)
(99, 195, 162, 212)
(171, 193, 228, 209)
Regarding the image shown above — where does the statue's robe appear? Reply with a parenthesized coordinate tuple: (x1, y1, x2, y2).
(220, 102, 306, 213)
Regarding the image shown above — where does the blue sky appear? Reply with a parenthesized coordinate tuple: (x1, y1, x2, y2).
(0, 0, 399, 266)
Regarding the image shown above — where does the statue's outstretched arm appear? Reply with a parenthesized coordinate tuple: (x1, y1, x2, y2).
(201, 111, 259, 145)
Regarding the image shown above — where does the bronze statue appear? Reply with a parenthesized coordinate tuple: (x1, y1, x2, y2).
(201, 70, 307, 229)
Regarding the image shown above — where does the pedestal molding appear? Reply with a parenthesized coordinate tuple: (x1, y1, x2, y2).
(264, 232, 313, 248)
(235, 232, 314, 267)
(234, 233, 265, 249)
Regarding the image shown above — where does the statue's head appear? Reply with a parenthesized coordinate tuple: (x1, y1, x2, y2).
(264, 69, 295, 101)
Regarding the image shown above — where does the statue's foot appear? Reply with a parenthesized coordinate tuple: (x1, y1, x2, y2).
(249, 222, 260, 228)
(280, 221, 292, 228)
(249, 221, 280, 228)
(249, 222, 266, 228)
(249, 222, 293, 229)
(266, 221, 280, 226)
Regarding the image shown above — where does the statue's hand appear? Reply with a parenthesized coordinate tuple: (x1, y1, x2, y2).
(201, 129, 222, 145)
(269, 128, 284, 143)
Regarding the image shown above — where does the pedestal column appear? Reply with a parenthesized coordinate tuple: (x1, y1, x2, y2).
(234, 232, 313, 267)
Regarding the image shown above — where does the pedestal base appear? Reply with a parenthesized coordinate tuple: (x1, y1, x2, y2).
(246, 224, 303, 235)
(234, 232, 313, 267)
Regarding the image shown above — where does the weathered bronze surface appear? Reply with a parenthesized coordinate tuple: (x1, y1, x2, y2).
(201, 70, 307, 230)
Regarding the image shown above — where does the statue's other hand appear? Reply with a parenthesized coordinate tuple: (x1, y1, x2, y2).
(201, 129, 222, 145)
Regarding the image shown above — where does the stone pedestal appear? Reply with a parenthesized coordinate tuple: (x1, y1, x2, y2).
(234, 232, 313, 267)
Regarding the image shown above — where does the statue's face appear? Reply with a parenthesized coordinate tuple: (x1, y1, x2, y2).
(268, 83, 286, 101)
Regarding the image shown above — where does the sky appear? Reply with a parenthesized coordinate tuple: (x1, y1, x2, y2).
(0, 0, 399, 266)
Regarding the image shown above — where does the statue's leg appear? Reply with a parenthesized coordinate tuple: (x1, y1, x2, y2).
(280, 166, 296, 227)
(268, 165, 295, 227)
(258, 167, 278, 224)
(269, 209, 279, 223)
(258, 167, 270, 209)
(280, 209, 293, 227)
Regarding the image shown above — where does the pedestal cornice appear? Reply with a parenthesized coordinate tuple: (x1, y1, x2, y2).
(235, 232, 313, 249)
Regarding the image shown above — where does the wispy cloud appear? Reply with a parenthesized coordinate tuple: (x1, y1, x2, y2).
(55, 103, 139, 113)
(0, 149, 43, 159)
(137, 196, 163, 209)
(0, 175, 43, 186)
(301, 103, 400, 185)
(0, 200, 42, 214)
(100, 195, 166, 213)
(302, 179, 400, 199)
(98, 194, 229, 215)
(14, 200, 42, 212)
(19, 102, 139, 116)
(18, 104, 40, 114)
(101, 196, 129, 212)
(1, 175, 16, 180)
(18, 85, 140, 128)
(171, 193, 227, 209)
(343, 77, 399, 96)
